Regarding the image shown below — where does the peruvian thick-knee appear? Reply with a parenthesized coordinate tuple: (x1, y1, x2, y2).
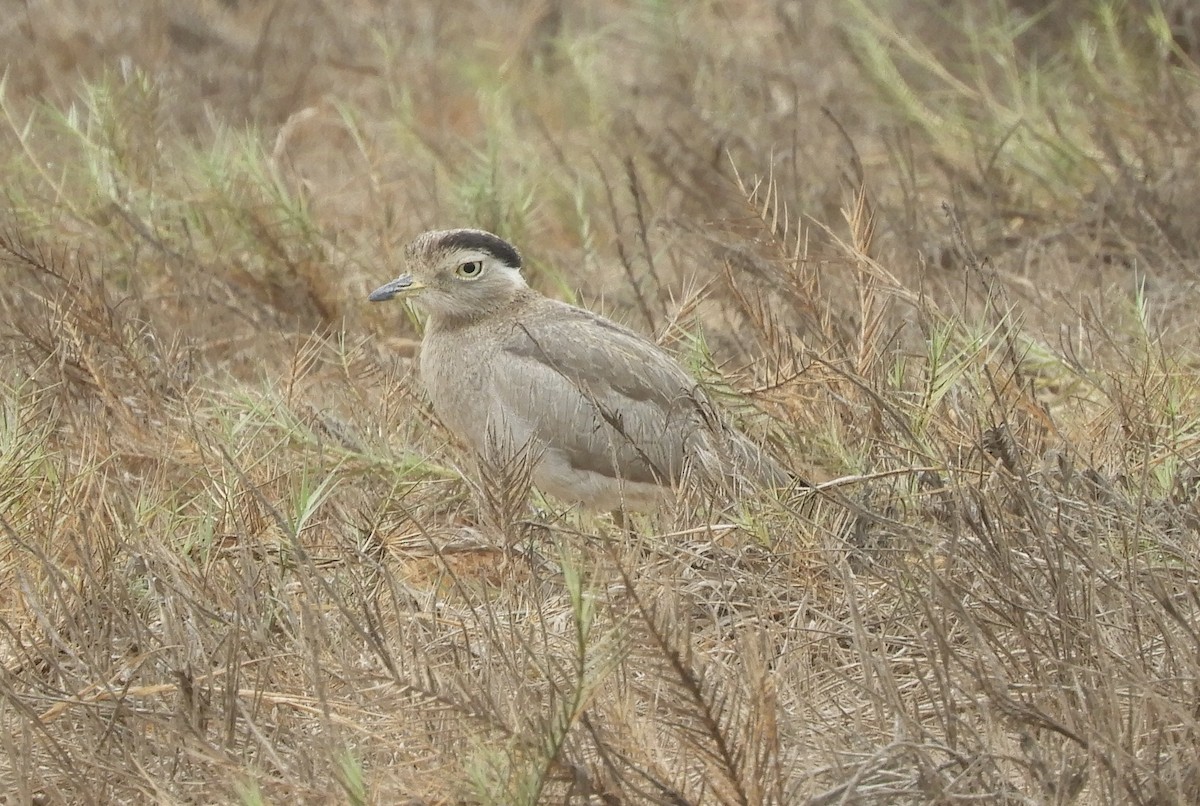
(369, 228, 791, 511)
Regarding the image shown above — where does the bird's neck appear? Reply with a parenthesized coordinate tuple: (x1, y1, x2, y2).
(425, 287, 541, 334)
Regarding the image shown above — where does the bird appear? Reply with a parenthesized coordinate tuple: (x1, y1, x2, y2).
(369, 228, 792, 512)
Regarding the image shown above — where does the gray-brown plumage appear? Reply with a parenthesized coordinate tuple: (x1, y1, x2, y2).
(369, 228, 791, 511)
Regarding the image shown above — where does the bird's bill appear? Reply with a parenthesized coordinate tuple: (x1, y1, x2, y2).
(368, 274, 426, 302)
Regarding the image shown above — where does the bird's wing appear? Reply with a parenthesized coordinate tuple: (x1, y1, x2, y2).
(485, 301, 717, 486)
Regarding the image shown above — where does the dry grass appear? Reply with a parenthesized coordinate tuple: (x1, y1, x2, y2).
(1, 0, 1199, 803)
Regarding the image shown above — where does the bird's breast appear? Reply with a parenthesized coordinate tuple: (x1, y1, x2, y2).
(419, 326, 508, 447)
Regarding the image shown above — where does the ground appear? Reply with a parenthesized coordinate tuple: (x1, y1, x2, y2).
(0, 1, 1198, 803)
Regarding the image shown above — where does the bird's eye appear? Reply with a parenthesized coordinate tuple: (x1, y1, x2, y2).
(457, 261, 483, 278)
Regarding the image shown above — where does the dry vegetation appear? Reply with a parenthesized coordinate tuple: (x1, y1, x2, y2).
(1, 0, 1199, 803)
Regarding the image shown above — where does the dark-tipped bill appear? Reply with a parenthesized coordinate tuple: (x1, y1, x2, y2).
(368, 275, 424, 302)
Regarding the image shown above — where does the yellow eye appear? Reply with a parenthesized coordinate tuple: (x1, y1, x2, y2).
(457, 260, 483, 278)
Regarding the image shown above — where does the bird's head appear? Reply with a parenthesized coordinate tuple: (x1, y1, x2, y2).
(369, 229, 528, 323)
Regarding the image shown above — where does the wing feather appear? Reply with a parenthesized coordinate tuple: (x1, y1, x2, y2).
(489, 301, 709, 485)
